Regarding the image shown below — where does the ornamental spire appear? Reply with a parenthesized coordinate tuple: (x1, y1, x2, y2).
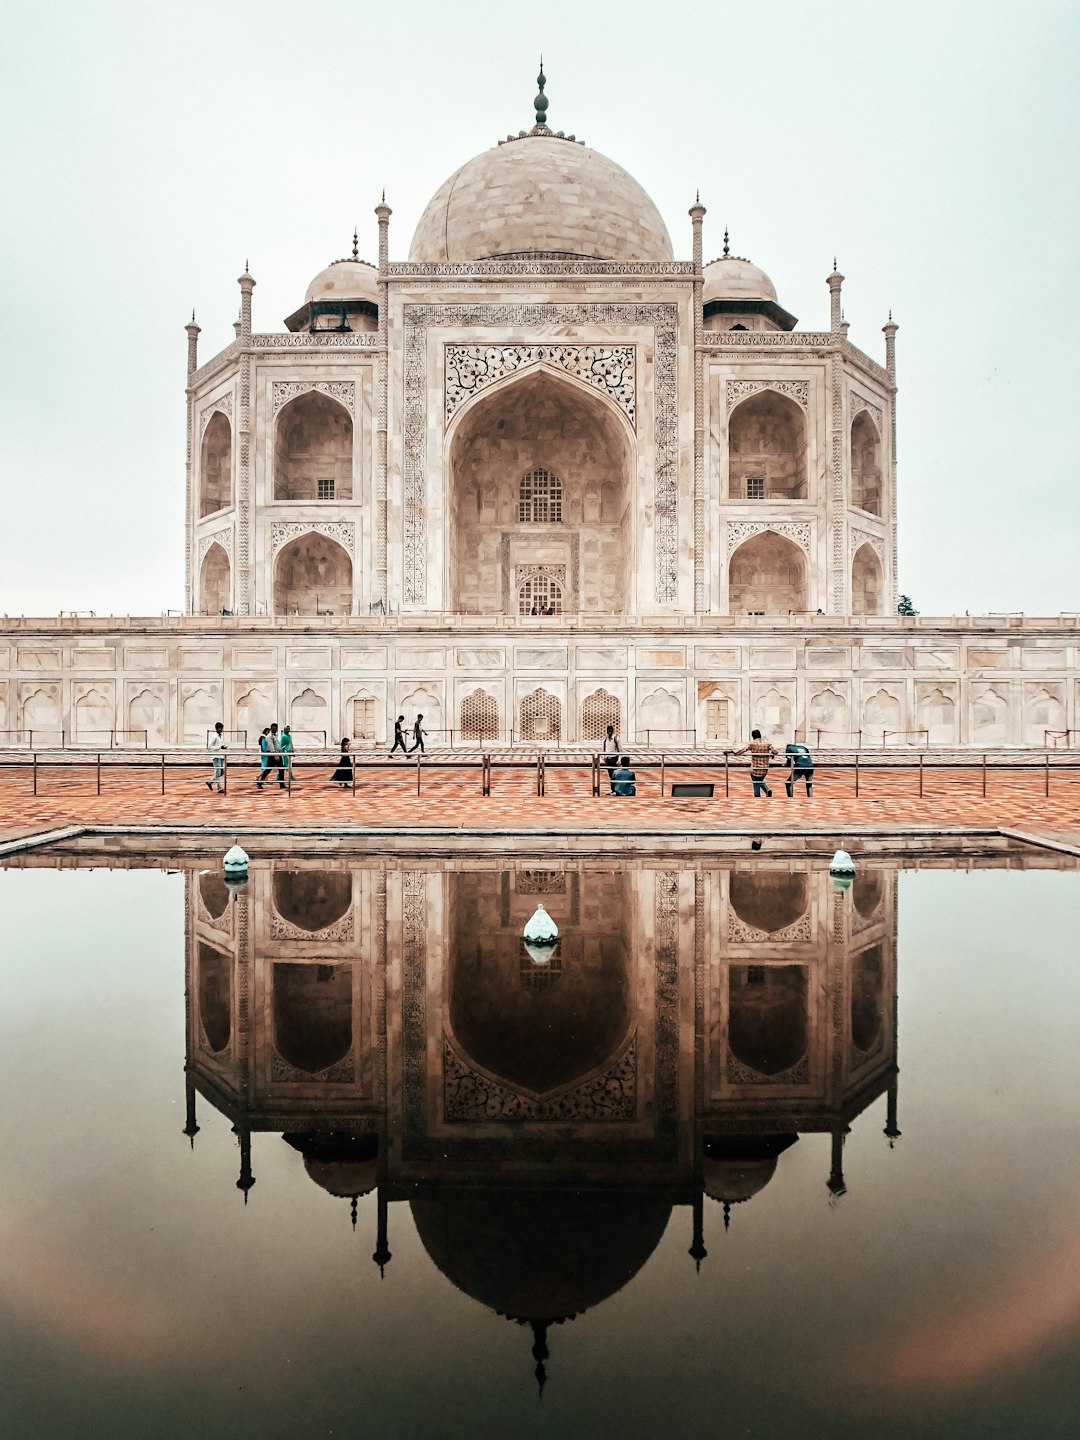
(533, 57, 549, 131)
(351, 228, 359, 261)
(723, 225, 730, 258)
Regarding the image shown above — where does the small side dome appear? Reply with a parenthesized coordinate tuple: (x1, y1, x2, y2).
(305, 258, 378, 305)
(703, 256, 778, 305)
(283, 1131, 379, 1198)
(702, 1134, 799, 1208)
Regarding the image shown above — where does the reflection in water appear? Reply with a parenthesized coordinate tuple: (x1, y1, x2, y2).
(185, 857, 898, 1391)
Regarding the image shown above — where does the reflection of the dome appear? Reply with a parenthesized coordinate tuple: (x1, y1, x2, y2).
(184, 857, 899, 1389)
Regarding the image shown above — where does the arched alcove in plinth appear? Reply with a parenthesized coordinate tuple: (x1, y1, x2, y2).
(852, 544, 883, 616)
(274, 392, 353, 501)
(273, 533, 352, 616)
(200, 542, 231, 614)
(729, 965, 808, 1077)
(448, 369, 634, 616)
(728, 532, 807, 614)
(272, 963, 352, 1075)
(728, 390, 807, 500)
(200, 412, 233, 516)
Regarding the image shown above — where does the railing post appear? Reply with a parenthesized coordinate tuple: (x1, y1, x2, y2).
(416, 754, 421, 797)
(854, 751, 860, 799)
(352, 754, 357, 794)
(918, 751, 924, 799)
(982, 754, 987, 799)
(161, 752, 166, 796)
(660, 753, 665, 798)
(96, 752, 101, 796)
(1045, 750, 1050, 798)
(724, 750, 729, 798)
(592, 753, 600, 798)
(33, 751, 37, 796)
(224, 754, 228, 797)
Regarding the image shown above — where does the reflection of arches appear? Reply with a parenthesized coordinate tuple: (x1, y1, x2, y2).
(200, 542, 231, 614)
(729, 532, 807, 614)
(272, 871, 352, 933)
(581, 689, 622, 744)
(809, 687, 849, 743)
(729, 965, 808, 1076)
(851, 411, 882, 515)
(730, 871, 808, 933)
(519, 688, 561, 742)
(449, 871, 630, 1095)
(638, 687, 682, 741)
(273, 963, 352, 1075)
(73, 688, 111, 743)
(972, 687, 1009, 745)
(460, 688, 499, 742)
(917, 687, 956, 745)
(198, 943, 232, 1054)
(200, 412, 232, 516)
(518, 571, 563, 616)
(728, 390, 807, 499)
(851, 944, 884, 1053)
(274, 392, 353, 501)
(128, 688, 166, 747)
(852, 544, 883, 617)
(448, 370, 633, 615)
(199, 870, 231, 920)
(853, 869, 884, 919)
(274, 533, 352, 616)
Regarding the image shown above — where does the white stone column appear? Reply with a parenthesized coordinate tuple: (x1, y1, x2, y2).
(237, 267, 256, 615)
(883, 314, 899, 610)
(690, 196, 706, 613)
(375, 196, 392, 608)
(184, 314, 200, 614)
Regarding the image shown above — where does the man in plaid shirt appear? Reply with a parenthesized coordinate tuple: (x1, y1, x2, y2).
(732, 729, 778, 797)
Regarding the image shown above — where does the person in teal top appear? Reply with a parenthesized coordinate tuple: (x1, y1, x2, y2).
(280, 725, 295, 785)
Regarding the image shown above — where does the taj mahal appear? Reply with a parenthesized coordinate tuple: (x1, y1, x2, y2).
(3, 71, 1077, 749)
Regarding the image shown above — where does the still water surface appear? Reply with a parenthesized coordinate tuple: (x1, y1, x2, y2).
(1, 853, 1078, 1439)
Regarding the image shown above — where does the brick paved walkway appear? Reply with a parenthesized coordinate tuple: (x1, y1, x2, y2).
(2, 758, 1079, 837)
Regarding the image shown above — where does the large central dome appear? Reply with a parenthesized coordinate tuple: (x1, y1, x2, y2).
(409, 133, 674, 265)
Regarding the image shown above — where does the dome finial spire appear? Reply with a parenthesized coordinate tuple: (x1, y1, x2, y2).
(723, 225, 730, 258)
(351, 227, 358, 261)
(533, 57, 549, 131)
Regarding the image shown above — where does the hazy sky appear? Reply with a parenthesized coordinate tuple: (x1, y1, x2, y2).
(1, 0, 1077, 617)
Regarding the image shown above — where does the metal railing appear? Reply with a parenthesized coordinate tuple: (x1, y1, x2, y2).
(1, 747, 1078, 803)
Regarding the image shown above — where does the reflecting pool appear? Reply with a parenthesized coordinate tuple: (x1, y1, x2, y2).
(1, 851, 1079, 1439)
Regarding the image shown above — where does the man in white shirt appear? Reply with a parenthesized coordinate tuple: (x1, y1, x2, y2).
(207, 722, 227, 793)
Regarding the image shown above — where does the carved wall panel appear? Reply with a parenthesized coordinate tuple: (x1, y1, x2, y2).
(271, 380, 356, 418)
(727, 379, 808, 412)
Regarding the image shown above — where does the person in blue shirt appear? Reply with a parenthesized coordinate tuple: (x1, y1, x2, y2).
(611, 756, 636, 797)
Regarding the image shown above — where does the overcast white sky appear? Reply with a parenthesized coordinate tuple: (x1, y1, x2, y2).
(1, 0, 1077, 617)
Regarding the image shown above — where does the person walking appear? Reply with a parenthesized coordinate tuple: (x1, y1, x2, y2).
(408, 713, 427, 755)
(602, 723, 620, 794)
(331, 737, 353, 789)
(611, 756, 637, 797)
(255, 726, 270, 788)
(263, 722, 285, 789)
(280, 724, 295, 787)
(784, 741, 814, 797)
(206, 722, 226, 793)
(732, 729, 777, 797)
(388, 715, 408, 757)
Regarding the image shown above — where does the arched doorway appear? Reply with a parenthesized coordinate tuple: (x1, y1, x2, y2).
(728, 390, 807, 500)
(200, 412, 232, 516)
(200, 542, 231, 614)
(728, 532, 807, 614)
(729, 965, 809, 1077)
(273, 533, 352, 615)
(448, 370, 633, 616)
(851, 411, 882, 515)
(272, 963, 353, 1075)
(852, 543, 883, 616)
(274, 392, 353, 501)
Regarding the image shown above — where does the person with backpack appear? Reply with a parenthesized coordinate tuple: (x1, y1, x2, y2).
(784, 742, 814, 797)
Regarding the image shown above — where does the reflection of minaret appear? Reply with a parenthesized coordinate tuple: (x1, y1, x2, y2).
(827, 1127, 847, 1201)
(183, 1079, 200, 1148)
(372, 1187, 392, 1278)
(884, 1078, 901, 1146)
(688, 1180, 707, 1271)
(234, 1124, 255, 1201)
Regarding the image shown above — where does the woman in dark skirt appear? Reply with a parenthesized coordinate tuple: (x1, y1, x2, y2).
(331, 737, 353, 788)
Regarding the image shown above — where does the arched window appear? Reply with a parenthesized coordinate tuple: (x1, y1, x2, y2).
(518, 571, 563, 616)
(580, 689, 621, 744)
(519, 688, 562, 742)
(460, 689, 500, 743)
(518, 467, 563, 523)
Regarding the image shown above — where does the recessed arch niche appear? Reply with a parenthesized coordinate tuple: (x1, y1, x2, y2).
(729, 870, 809, 933)
(200, 542, 231, 615)
(728, 390, 807, 500)
(729, 964, 808, 1077)
(852, 544, 883, 616)
(198, 942, 232, 1054)
(851, 943, 885, 1053)
(273, 533, 352, 616)
(851, 411, 882, 515)
(272, 962, 352, 1075)
(200, 412, 232, 516)
(729, 532, 807, 614)
(448, 369, 634, 616)
(274, 392, 353, 501)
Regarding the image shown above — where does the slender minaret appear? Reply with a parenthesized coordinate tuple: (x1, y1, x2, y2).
(688, 1175, 708, 1272)
(690, 193, 706, 613)
(375, 196, 392, 609)
(182, 1080, 200, 1149)
(184, 311, 201, 613)
(236, 264, 256, 615)
(235, 1124, 255, 1201)
(827, 261, 846, 611)
(372, 1186, 392, 1277)
(827, 258, 845, 334)
(827, 1128, 848, 1200)
(883, 312, 900, 609)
